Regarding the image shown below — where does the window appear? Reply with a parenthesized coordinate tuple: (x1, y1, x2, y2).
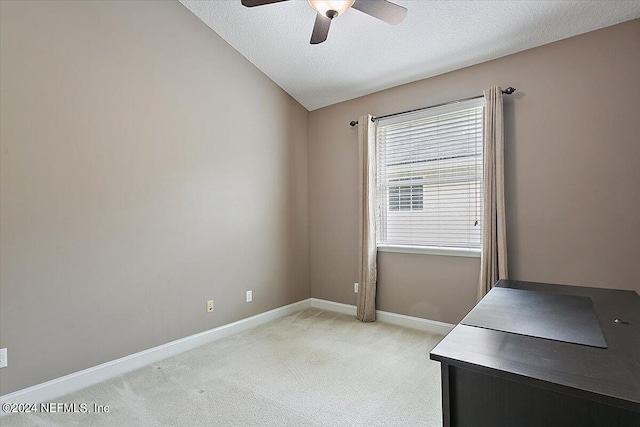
(389, 182, 423, 211)
(376, 99, 484, 252)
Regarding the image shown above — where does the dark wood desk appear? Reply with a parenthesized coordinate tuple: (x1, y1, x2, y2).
(430, 280, 640, 427)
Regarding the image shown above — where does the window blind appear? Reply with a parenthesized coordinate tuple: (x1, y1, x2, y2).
(376, 98, 484, 249)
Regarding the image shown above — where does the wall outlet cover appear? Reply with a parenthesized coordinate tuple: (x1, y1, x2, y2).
(207, 300, 214, 313)
(354, 283, 359, 293)
(0, 348, 7, 368)
(246, 290, 253, 302)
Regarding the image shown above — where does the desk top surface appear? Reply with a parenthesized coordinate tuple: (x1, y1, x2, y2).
(429, 280, 640, 412)
(460, 287, 608, 348)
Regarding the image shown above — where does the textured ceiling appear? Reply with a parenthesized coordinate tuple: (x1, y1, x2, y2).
(179, 1, 640, 111)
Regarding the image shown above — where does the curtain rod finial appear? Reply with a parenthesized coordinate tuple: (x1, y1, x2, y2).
(503, 87, 516, 95)
(350, 120, 358, 127)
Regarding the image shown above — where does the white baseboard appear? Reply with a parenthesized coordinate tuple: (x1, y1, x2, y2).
(0, 299, 311, 408)
(1, 297, 453, 409)
(310, 298, 455, 336)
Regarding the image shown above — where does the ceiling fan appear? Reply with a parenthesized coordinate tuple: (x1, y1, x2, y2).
(241, 0, 407, 44)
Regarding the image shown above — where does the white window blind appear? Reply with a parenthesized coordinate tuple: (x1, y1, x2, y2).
(376, 98, 484, 249)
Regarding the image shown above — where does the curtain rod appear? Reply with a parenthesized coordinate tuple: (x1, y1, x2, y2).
(349, 87, 516, 127)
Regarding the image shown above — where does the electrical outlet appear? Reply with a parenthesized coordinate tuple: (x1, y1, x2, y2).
(0, 348, 7, 368)
(246, 290, 253, 302)
(354, 283, 359, 293)
(206, 300, 214, 313)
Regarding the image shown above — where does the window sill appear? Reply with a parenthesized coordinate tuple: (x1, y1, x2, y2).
(376, 245, 481, 258)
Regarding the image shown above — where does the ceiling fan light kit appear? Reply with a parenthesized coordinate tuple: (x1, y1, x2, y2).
(308, 0, 355, 18)
(241, 0, 407, 44)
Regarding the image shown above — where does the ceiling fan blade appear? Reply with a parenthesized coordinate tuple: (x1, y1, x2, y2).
(310, 12, 332, 44)
(352, 0, 407, 25)
(241, 0, 289, 7)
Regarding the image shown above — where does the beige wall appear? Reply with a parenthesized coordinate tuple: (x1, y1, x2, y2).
(0, 0, 310, 394)
(309, 20, 640, 325)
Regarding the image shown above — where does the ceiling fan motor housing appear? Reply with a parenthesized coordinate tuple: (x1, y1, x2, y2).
(326, 9, 338, 19)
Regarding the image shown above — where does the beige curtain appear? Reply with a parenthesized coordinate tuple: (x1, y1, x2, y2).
(357, 114, 377, 322)
(478, 87, 508, 299)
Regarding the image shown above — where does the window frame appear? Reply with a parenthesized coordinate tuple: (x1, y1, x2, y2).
(375, 98, 485, 257)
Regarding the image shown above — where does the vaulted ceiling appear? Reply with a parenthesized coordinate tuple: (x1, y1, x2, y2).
(180, 1, 640, 111)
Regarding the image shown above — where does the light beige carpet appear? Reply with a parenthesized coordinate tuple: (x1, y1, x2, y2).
(3, 309, 445, 426)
